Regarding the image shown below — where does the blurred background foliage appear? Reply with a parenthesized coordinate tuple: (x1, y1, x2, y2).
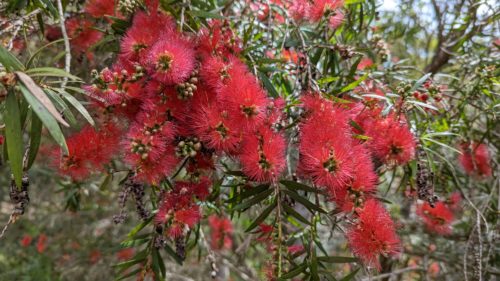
(0, 0, 498, 280)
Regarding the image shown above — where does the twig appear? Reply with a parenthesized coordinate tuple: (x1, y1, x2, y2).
(361, 266, 423, 281)
(56, 0, 71, 90)
(0, 214, 15, 239)
(199, 228, 218, 278)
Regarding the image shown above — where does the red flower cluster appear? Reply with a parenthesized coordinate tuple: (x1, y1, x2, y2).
(417, 201, 454, 235)
(288, 0, 344, 28)
(65, 17, 102, 60)
(458, 141, 492, 177)
(208, 215, 233, 251)
(154, 178, 210, 238)
(347, 199, 400, 270)
(51, 123, 121, 181)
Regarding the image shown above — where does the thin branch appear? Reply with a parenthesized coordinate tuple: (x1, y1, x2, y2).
(361, 266, 423, 281)
(56, 0, 71, 90)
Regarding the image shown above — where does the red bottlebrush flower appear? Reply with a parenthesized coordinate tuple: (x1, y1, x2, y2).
(417, 202, 454, 235)
(44, 25, 62, 42)
(117, 248, 134, 261)
(458, 142, 492, 177)
(84, 0, 118, 18)
(120, 28, 157, 66)
(52, 124, 120, 181)
(0, 135, 4, 145)
(146, 35, 196, 85)
(131, 147, 178, 184)
(65, 17, 102, 58)
(250, 2, 270, 21)
(357, 57, 374, 70)
(219, 73, 269, 131)
(288, 0, 310, 21)
(328, 10, 345, 29)
(347, 199, 400, 270)
(307, 0, 344, 22)
(200, 55, 248, 91)
(89, 250, 101, 264)
(287, 244, 305, 255)
(36, 234, 48, 253)
(282, 49, 303, 64)
(194, 108, 241, 153)
(21, 235, 32, 247)
(333, 144, 377, 212)
(197, 20, 242, 58)
(366, 115, 416, 165)
(174, 205, 201, 228)
(447, 191, 462, 212)
(239, 127, 286, 182)
(208, 215, 233, 250)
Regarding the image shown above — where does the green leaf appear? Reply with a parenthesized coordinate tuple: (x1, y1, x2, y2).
(339, 268, 360, 281)
(226, 184, 270, 203)
(61, 87, 98, 127)
(191, 10, 226, 19)
(116, 268, 142, 281)
(164, 243, 183, 265)
(18, 84, 68, 154)
(25, 67, 81, 81)
(283, 204, 311, 225)
(232, 188, 274, 211)
(4, 90, 24, 188)
(345, 0, 365, 4)
(259, 71, 279, 98)
(421, 137, 462, 154)
(279, 263, 307, 280)
(280, 180, 319, 193)
(339, 73, 368, 93)
(120, 238, 150, 248)
(282, 189, 327, 214)
(0, 45, 24, 71)
(16, 72, 69, 127)
(317, 256, 357, 263)
(410, 73, 432, 92)
(27, 114, 42, 169)
(26, 40, 65, 68)
(127, 217, 153, 239)
(407, 100, 438, 111)
(246, 200, 276, 232)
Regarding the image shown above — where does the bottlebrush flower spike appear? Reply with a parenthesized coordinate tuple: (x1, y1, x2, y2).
(288, 0, 310, 21)
(219, 73, 269, 131)
(328, 10, 345, 30)
(366, 115, 416, 165)
(200, 55, 248, 91)
(307, 0, 344, 22)
(84, 0, 118, 18)
(52, 124, 119, 181)
(239, 126, 286, 182)
(347, 199, 400, 270)
(191, 102, 241, 153)
(146, 35, 196, 85)
(65, 17, 102, 59)
(458, 142, 492, 177)
(208, 215, 233, 250)
(417, 201, 454, 235)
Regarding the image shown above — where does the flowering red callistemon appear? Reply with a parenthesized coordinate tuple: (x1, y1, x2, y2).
(147, 35, 196, 85)
(458, 142, 492, 177)
(447, 191, 462, 212)
(84, 0, 118, 18)
(208, 215, 233, 250)
(155, 188, 203, 238)
(21, 234, 32, 247)
(117, 248, 134, 261)
(219, 73, 269, 131)
(333, 144, 377, 212)
(197, 20, 242, 58)
(52, 124, 120, 181)
(120, 11, 176, 66)
(357, 58, 374, 70)
(239, 126, 286, 182)
(417, 202, 454, 235)
(36, 234, 48, 254)
(366, 115, 416, 165)
(200, 55, 248, 91)
(65, 17, 102, 59)
(191, 101, 241, 153)
(288, 0, 310, 21)
(328, 10, 345, 30)
(307, 0, 344, 22)
(347, 199, 400, 270)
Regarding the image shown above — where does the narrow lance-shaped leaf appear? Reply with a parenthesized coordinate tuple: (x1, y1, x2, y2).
(27, 114, 43, 169)
(15, 71, 69, 127)
(18, 84, 69, 154)
(4, 90, 24, 188)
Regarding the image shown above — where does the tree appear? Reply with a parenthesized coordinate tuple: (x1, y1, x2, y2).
(0, 0, 498, 280)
